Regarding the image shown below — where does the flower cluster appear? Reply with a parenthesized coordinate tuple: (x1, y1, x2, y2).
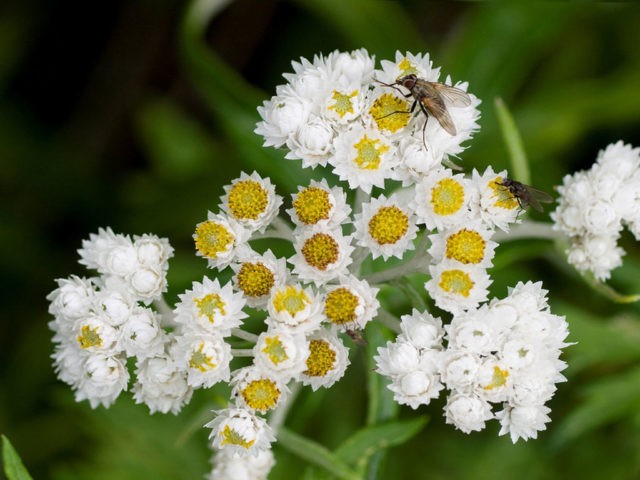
(375, 282, 569, 442)
(47, 228, 176, 408)
(47, 49, 574, 478)
(552, 141, 640, 280)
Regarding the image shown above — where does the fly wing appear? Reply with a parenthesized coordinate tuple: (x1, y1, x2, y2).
(422, 96, 457, 136)
(525, 185, 554, 212)
(432, 83, 472, 107)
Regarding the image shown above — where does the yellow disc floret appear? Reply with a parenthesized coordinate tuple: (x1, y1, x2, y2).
(370, 93, 410, 133)
(227, 180, 269, 221)
(304, 339, 337, 377)
(236, 262, 275, 298)
(189, 342, 217, 372)
(353, 135, 389, 170)
(220, 425, 255, 449)
(293, 187, 332, 225)
(324, 287, 360, 325)
(195, 293, 226, 323)
(261, 336, 289, 365)
(327, 90, 358, 118)
(483, 366, 510, 391)
(241, 378, 280, 412)
(301, 233, 339, 271)
(368, 206, 409, 245)
(77, 325, 102, 349)
(397, 57, 419, 76)
(272, 286, 310, 316)
(431, 178, 465, 216)
(489, 177, 519, 210)
(194, 220, 234, 259)
(445, 229, 486, 264)
(438, 269, 474, 298)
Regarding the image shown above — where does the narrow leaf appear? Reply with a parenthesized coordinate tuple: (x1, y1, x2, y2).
(2, 435, 33, 480)
(278, 428, 360, 480)
(495, 97, 530, 184)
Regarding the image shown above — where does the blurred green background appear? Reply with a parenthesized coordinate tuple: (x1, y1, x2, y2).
(2, 0, 640, 478)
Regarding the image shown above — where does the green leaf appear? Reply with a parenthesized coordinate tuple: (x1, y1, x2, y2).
(2, 435, 33, 480)
(278, 428, 360, 480)
(495, 97, 529, 184)
(334, 417, 427, 470)
(365, 322, 398, 426)
(552, 365, 640, 446)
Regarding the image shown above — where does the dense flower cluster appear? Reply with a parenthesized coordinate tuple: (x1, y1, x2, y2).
(552, 141, 640, 280)
(47, 48, 577, 479)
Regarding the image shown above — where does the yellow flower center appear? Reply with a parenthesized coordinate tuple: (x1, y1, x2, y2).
(327, 89, 358, 118)
(241, 378, 280, 412)
(304, 339, 337, 377)
(220, 425, 255, 449)
(369, 93, 410, 133)
(489, 176, 518, 210)
(445, 229, 486, 264)
(194, 293, 226, 323)
(194, 220, 234, 259)
(272, 286, 310, 316)
(438, 269, 474, 297)
(301, 233, 339, 271)
(368, 206, 409, 245)
(77, 325, 102, 349)
(431, 178, 465, 216)
(324, 287, 359, 325)
(227, 179, 269, 221)
(353, 135, 389, 170)
(293, 186, 332, 225)
(483, 366, 510, 390)
(261, 336, 289, 365)
(397, 57, 419, 76)
(236, 262, 275, 298)
(188, 342, 217, 372)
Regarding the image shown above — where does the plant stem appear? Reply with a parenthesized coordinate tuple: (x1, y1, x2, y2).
(269, 382, 302, 433)
(493, 220, 564, 242)
(377, 309, 402, 333)
(231, 328, 259, 343)
(231, 348, 254, 357)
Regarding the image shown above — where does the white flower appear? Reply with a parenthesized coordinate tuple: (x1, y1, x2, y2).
(444, 393, 494, 434)
(330, 124, 398, 193)
(231, 249, 288, 308)
(231, 367, 290, 413)
(73, 314, 119, 355)
(386, 350, 444, 409)
(289, 226, 354, 285)
(496, 404, 551, 443)
(194, 213, 250, 270)
(133, 355, 193, 414)
(92, 287, 135, 327)
(75, 354, 129, 409)
(471, 167, 520, 232)
(47, 276, 96, 322)
(566, 233, 624, 281)
(300, 328, 350, 391)
(122, 265, 167, 303)
(219, 172, 283, 234)
(474, 356, 512, 403)
(285, 117, 335, 168)
(287, 179, 351, 229)
(393, 136, 442, 186)
(173, 333, 232, 388)
(330, 48, 375, 87)
(321, 83, 366, 126)
(51, 344, 88, 388)
(255, 85, 312, 148)
(398, 309, 445, 350)
(425, 260, 491, 315)
(353, 194, 418, 260)
(266, 284, 323, 334)
(411, 168, 476, 231)
(428, 221, 497, 268)
(207, 406, 276, 456)
(252, 328, 309, 382)
(119, 307, 166, 359)
(208, 449, 275, 480)
(174, 276, 247, 336)
(375, 339, 422, 377)
(439, 349, 481, 391)
(77, 227, 129, 274)
(445, 313, 496, 355)
(133, 234, 173, 271)
(321, 276, 380, 331)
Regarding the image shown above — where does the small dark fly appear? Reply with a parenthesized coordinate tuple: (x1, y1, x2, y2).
(376, 73, 472, 148)
(346, 329, 367, 346)
(497, 178, 554, 212)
